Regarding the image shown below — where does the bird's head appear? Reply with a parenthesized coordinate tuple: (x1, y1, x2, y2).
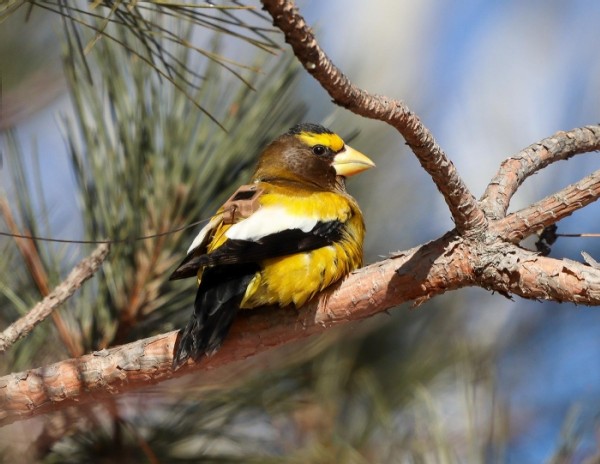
(253, 123, 375, 190)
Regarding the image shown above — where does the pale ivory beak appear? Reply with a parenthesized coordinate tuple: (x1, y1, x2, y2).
(332, 145, 376, 177)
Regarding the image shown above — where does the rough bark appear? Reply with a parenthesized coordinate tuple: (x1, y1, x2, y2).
(0, 244, 110, 352)
(260, 0, 488, 237)
(1, 0, 600, 427)
(3, 208, 600, 425)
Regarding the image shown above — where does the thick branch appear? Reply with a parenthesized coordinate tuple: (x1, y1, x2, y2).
(4, 228, 600, 425)
(3, 0, 600, 430)
(0, 244, 110, 352)
(480, 125, 600, 219)
(261, 0, 487, 236)
(477, 243, 600, 303)
(0, 235, 472, 426)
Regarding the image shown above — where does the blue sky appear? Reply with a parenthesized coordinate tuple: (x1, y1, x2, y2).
(305, 1, 600, 461)
(3, 1, 600, 461)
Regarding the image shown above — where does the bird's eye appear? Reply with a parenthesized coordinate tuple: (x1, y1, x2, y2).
(312, 145, 327, 156)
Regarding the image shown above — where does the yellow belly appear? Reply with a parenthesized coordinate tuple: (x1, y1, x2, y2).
(240, 227, 363, 309)
(202, 183, 366, 309)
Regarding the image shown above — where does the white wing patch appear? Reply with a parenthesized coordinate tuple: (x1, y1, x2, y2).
(225, 206, 318, 241)
(187, 215, 221, 254)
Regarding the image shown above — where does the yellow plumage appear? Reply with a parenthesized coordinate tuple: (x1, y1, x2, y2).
(240, 186, 365, 308)
(170, 123, 374, 368)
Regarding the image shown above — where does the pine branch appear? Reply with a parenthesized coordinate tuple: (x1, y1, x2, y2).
(3, 0, 600, 434)
(0, 244, 110, 352)
(496, 168, 600, 242)
(260, 0, 488, 237)
(2, 125, 600, 425)
(481, 126, 600, 219)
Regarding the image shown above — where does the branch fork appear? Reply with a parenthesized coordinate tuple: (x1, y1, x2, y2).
(1, 0, 600, 426)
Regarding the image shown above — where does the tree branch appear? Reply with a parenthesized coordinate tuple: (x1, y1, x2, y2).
(477, 243, 600, 303)
(494, 169, 600, 242)
(0, 235, 472, 426)
(481, 125, 600, 219)
(3, 222, 600, 425)
(260, 0, 487, 237)
(0, 198, 86, 357)
(3, 0, 600, 429)
(0, 244, 110, 352)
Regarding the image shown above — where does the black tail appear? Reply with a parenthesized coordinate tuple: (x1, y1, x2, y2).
(172, 264, 258, 370)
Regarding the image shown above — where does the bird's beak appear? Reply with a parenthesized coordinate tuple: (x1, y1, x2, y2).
(332, 145, 376, 177)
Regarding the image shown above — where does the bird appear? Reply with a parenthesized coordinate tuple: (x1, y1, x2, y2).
(169, 123, 375, 369)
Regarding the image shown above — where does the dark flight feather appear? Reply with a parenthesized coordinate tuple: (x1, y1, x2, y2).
(172, 263, 259, 369)
(169, 220, 344, 281)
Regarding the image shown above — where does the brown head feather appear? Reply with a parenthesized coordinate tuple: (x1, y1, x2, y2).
(252, 134, 340, 191)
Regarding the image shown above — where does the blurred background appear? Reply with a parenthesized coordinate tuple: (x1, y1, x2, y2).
(1, 0, 600, 462)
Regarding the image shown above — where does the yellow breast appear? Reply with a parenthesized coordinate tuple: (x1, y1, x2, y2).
(240, 204, 365, 308)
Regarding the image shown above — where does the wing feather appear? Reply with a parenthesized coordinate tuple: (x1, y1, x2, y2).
(170, 192, 352, 281)
(169, 219, 345, 280)
(169, 213, 223, 281)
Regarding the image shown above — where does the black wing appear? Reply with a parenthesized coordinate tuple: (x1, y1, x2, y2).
(169, 220, 345, 281)
(172, 263, 259, 369)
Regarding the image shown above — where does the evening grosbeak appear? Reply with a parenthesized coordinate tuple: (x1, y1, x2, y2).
(170, 123, 375, 369)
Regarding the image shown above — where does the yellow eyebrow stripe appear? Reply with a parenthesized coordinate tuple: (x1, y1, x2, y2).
(296, 131, 345, 152)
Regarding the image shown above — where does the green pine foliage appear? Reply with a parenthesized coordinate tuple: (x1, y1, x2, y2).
(61, 28, 307, 354)
(4, 6, 586, 464)
(0, 15, 508, 464)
